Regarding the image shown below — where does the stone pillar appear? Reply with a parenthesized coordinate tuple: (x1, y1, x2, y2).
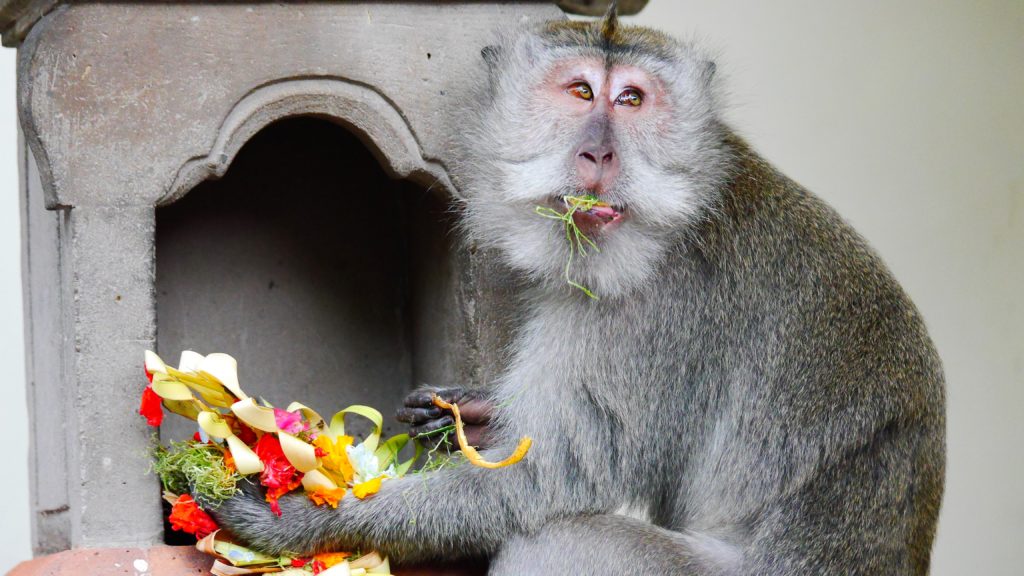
(61, 205, 161, 547)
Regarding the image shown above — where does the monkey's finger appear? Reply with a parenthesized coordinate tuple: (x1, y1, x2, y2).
(403, 389, 437, 408)
(404, 387, 464, 408)
(410, 415, 455, 438)
(455, 398, 494, 425)
(395, 406, 443, 424)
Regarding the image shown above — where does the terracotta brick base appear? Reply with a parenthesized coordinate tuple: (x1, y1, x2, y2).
(8, 546, 487, 576)
(8, 546, 210, 576)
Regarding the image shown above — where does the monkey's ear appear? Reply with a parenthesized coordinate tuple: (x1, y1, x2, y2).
(481, 45, 502, 69)
(480, 45, 505, 95)
(704, 60, 717, 80)
(599, 1, 620, 41)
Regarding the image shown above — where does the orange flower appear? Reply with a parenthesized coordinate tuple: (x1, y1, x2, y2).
(352, 476, 383, 500)
(307, 486, 346, 509)
(264, 477, 303, 516)
(168, 494, 218, 538)
(313, 552, 351, 568)
(312, 434, 355, 483)
(222, 449, 237, 474)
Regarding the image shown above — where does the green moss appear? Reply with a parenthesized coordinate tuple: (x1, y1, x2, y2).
(412, 425, 466, 474)
(151, 439, 241, 504)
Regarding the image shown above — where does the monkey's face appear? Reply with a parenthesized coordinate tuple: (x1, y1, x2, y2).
(459, 24, 728, 297)
(531, 57, 675, 235)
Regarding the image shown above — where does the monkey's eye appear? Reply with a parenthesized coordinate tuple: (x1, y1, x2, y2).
(567, 82, 594, 101)
(615, 88, 644, 107)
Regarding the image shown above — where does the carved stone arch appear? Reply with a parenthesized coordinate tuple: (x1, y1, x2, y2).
(162, 77, 456, 207)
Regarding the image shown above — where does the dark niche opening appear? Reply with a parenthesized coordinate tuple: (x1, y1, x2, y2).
(155, 116, 465, 456)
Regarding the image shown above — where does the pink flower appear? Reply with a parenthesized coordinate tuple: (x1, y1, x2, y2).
(273, 407, 308, 434)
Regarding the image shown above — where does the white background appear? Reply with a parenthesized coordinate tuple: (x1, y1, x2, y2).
(0, 46, 30, 569)
(0, 1, 1021, 573)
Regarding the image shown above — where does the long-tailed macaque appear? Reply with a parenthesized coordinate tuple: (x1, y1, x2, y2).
(209, 7, 945, 575)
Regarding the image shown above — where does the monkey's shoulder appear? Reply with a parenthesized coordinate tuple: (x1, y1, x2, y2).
(688, 143, 942, 393)
(709, 144, 904, 303)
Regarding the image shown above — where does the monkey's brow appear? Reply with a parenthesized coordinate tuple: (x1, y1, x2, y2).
(542, 36, 677, 65)
(607, 43, 675, 60)
(495, 153, 547, 166)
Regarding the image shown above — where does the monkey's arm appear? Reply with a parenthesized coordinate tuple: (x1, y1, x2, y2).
(209, 407, 605, 561)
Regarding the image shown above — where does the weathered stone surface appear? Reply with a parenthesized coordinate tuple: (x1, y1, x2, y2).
(1, 0, 648, 46)
(19, 3, 526, 209)
(14, 0, 560, 554)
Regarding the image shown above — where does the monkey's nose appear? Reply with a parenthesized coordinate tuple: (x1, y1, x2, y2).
(575, 144, 620, 191)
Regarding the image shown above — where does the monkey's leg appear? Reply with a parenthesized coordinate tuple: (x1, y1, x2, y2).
(489, 515, 734, 576)
(737, 423, 940, 576)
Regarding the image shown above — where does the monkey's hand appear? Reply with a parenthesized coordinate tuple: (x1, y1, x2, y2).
(396, 387, 494, 450)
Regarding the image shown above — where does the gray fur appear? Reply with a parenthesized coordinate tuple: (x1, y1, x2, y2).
(210, 17, 945, 576)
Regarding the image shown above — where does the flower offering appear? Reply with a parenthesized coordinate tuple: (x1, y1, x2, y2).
(140, 349, 419, 575)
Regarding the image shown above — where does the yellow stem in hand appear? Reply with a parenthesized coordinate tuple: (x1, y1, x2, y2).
(431, 394, 531, 469)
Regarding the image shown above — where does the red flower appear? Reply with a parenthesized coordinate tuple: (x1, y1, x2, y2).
(254, 434, 302, 516)
(310, 559, 327, 574)
(139, 385, 164, 427)
(291, 558, 309, 568)
(168, 494, 218, 539)
(264, 477, 303, 516)
(254, 435, 295, 487)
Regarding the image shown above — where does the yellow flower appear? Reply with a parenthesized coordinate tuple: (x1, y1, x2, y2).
(313, 434, 355, 483)
(352, 477, 383, 499)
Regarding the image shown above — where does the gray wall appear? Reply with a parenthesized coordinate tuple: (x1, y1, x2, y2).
(624, 2, 1023, 575)
(0, 1, 1021, 573)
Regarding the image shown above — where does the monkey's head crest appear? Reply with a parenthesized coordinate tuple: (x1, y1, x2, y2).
(599, 1, 620, 42)
(455, 12, 732, 299)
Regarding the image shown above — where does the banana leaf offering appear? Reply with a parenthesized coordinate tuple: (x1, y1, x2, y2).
(140, 350, 419, 575)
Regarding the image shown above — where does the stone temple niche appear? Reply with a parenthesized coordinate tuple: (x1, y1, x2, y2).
(4, 0, 645, 561)
(156, 117, 457, 443)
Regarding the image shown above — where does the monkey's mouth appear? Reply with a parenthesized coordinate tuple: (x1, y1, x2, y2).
(554, 194, 626, 231)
